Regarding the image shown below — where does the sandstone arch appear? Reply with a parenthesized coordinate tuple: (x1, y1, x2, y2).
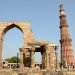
(1, 24, 23, 40)
(0, 22, 57, 70)
(0, 22, 35, 69)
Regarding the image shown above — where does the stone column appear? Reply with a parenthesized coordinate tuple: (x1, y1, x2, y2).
(31, 47, 35, 68)
(44, 45, 50, 70)
(44, 53, 46, 68)
(42, 53, 44, 69)
(0, 39, 3, 70)
(45, 51, 50, 69)
(55, 46, 59, 71)
(42, 52, 45, 69)
(19, 48, 24, 69)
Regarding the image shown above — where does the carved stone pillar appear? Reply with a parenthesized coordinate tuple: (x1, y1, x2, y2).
(42, 52, 45, 69)
(45, 51, 50, 69)
(42, 53, 44, 69)
(19, 48, 24, 69)
(25, 51, 31, 67)
(55, 46, 59, 71)
(44, 45, 50, 70)
(44, 53, 46, 68)
(0, 39, 3, 70)
(31, 47, 35, 68)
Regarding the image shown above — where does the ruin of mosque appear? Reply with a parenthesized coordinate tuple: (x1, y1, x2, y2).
(0, 22, 59, 71)
(0, 5, 75, 75)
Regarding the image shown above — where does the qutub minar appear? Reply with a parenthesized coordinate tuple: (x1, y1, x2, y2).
(59, 5, 75, 67)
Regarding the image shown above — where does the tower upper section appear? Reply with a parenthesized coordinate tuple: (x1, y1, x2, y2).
(59, 5, 65, 15)
(59, 5, 68, 28)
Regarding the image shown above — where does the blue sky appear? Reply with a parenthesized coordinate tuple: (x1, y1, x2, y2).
(0, 0, 75, 62)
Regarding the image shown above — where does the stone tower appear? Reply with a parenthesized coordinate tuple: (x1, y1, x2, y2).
(59, 5, 75, 67)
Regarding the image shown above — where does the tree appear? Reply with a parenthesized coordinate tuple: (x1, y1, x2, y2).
(5, 58, 11, 63)
(5, 56, 20, 63)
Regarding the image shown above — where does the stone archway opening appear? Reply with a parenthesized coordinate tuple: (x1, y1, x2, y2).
(2, 27, 24, 59)
(1, 24, 24, 68)
(1, 24, 23, 40)
(34, 52, 42, 68)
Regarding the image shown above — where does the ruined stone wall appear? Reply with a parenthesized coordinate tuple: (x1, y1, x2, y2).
(0, 22, 35, 46)
(0, 22, 35, 69)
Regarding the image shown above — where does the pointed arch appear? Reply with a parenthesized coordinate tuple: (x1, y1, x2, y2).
(1, 24, 23, 40)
